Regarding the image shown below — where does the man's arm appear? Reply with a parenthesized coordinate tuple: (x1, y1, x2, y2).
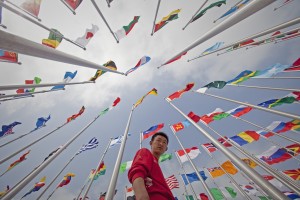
(132, 177, 150, 200)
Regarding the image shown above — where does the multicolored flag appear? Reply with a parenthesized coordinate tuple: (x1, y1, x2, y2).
(42, 29, 63, 49)
(165, 175, 180, 190)
(120, 161, 132, 173)
(66, 106, 85, 123)
(166, 83, 194, 101)
(209, 188, 224, 200)
(93, 161, 106, 180)
(230, 130, 260, 146)
(34, 115, 51, 130)
(202, 42, 224, 55)
(181, 171, 207, 185)
(115, 16, 140, 40)
(284, 57, 300, 71)
(159, 153, 172, 162)
(171, 120, 191, 132)
(89, 60, 117, 81)
(109, 135, 124, 148)
(0, 185, 9, 198)
(75, 24, 99, 47)
(200, 108, 229, 124)
(21, 176, 46, 198)
(154, 9, 181, 33)
(239, 184, 258, 195)
(176, 147, 200, 163)
(242, 158, 257, 168)
(21, 0, 42, 17)
(192, 0, 226, 22)
(262, 175, 283, 188)
(51, 71, 78, 90)
(196, 81, 227, 93)
(187, 111, 201, 123)
(227, 70, 258, 84)
(202, 143, 218, 153)
(258, 145, 293, 165)
(257, 96, 297, 108)
(57, 173, 75, 188)
(217, 136, 232, 147)
(76, 137, 99, 155)
(43, 147, 60, 162)
(207, 166, 225, 178)
(165, 52, 187, 65)
(0, 49, 18, 63)
(253, 63, 290, 78)
(215, 0, 250, 21)
(282, 168, 300, 180)
(64, 0, 83, 10)
(0, 121, 22, 138)
(283, 192, 300, 199)
(142, 123, 164, 140)
(16, 77, 42, 94)
(6, 150, 31, 172)
(133, 88, 157, 108)
(226, 105, 253, 118)
(125, 56, 151, 75)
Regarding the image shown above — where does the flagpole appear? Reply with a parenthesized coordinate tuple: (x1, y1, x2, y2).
(182, 0, 208, 30)
(177, 172, 189, 198)
(0, 81, 94, 91)
(76, 176, 91, 200)
(0, 122, 67, 165)
(89, 0, 119, 43)
(204, 168, 228, 200)
(1, 111, 107, 200)
(139, 131, 142, 149)
(187, 17, 300, 61)
(274, 0, 295, 11)
(226, 84, 300, 92)
(0, 31, 124, 75)
(82, 138, 112, 200)
(4, 0, 41, 21)
(195, 92, 300, 121)
(0, 60, 22, 65)
(160, 0, 275, 67)
(105, 105, 134, 200)
(166, 100, 289, 199)
(174, 151, 198, 200)
(59, 0, 76, 15)
(203, 123, 300, 193)
(201, 146, 252, 200)
(0, 88, 64, 100)
(169, 125, 214, 199)
(150, 0, 161, 36)
(0, 95, 34, 102)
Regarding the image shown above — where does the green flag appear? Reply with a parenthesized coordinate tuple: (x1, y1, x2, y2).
(185, 195, 194, 200)
(192, 0, 226, 22)
(269, 96, 297, 108)
(225, 187, 237, 198)
(213, 112, 230, 120)
(119, 161, 132, 173)
(210, 188, 224, 200)
(205, 81, 227, 89)
(159, 153, 172, 162)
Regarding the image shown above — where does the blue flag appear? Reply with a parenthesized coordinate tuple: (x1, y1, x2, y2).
(35, 115, 51, 130)
(181, 171, 207, 185)
(0, 122, 22, 138)
(202, 42, 224, 55)
(52, 71, 77, 90)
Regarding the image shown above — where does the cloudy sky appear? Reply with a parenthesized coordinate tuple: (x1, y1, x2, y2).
(0, 0, 300, 199)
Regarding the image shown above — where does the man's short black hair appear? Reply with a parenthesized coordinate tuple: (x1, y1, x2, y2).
(151, 132, 169, 144)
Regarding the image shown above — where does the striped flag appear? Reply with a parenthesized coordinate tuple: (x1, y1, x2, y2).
(125, 56, 151, 75)
(165, 175, 180, 190)
(76, 137, 99, 155)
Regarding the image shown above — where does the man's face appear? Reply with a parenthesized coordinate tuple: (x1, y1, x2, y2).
(150, 135, 168, 156)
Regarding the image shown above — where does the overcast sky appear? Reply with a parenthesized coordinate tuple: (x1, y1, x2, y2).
(0, 0, 300, 199)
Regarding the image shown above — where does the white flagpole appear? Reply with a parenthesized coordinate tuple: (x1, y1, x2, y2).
(0, 88, 64, 99)
(82, 138, 112, 199)
(182, 0, 208, 30)
(150, 0, 161, 36)
(0, 30, 124, 74)
(166, 100, 289, 200)
(159, 0, 276, 67)
(195, 92, 300, 121)
(139, 131, 142, 149)
(169, 125, 214, 199)
(226, 84, 300, 92)
(89, 0, 119, 43)
(105, 105, 134, 200)
(187, 17, 300, 62)
(59, 0, 76, 15)
(4, 0, 41, 21)
(0, 81, 94, 91)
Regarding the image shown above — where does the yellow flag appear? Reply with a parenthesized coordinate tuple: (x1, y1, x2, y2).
(242, 158, 257, 168)
(221, 160, 238, 175)
(133, 88, 158, 108)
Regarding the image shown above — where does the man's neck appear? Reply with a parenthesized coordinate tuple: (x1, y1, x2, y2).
(152, 151, 160, 160)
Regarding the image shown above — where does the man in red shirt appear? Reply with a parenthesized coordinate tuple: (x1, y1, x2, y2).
(128, 132, 175, 200)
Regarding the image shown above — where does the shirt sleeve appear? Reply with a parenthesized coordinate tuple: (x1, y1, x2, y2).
(128, 148, 153, 184)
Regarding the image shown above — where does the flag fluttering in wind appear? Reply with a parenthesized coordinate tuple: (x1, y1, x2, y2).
(119, 161, 132, 173)
(109, 135, 124, 148)
(0, 186, 9, 198)
(42, 29, 63, 49)
(202, 42, 224, 55)
(133, 88, 158, 108)
(76, 137, 99, 155)
(171, 120, 191, 132)
(154, 9, 181, 33)
(57, 173, 75, 188)
(181, 170, 207, 185)
(16, 77, 42, 94)
(0, 49, 18, 63)
(258, 96, 298, 108)
(52, 70, 78, 90)
(64, 0, 83, 10)
(21, 176, 46, 199)
(166, 83, 194, 101)
(115, 16, 140, 40)
(253, 63, 290, 78)
(142, 123, 164, 140)
(226, 105, 253, 118)
(197, 81, 227, 93)
(262, 175, 283, 188)
(283, 168, 300, 180)
(165, 51, 187, 65)
(176, 147, 200, 163)
(125, 56, 151, 75)
(242, 158, 257, 168)
(89, 60, 117, 81)
(209, 188, 224, 200)
(257, 119, 300, 138)
(75, 25, 99, 47)
(165, 175, 179, 190)
(0, 121, 21, 138)
(91, 161, 106, 180)
(230, 130, 260, 146)
(215, 0, 250, 22)
(239, 184, 259, 195)
(200, 108, 230, 124)
(66, 106, 85, 123)
(283, 191, 300, 200)
(284, 57, 300, 71)
(159, 153, 172, 163)
(34, 115, 51, 130)
(6, 150, 31, 172)
(192, 0, 226, 22)
(227, 70, 257, 84)
(43, 147, 61, 162)
(21, 0, 42, 17)
(208, 160, 238, 178)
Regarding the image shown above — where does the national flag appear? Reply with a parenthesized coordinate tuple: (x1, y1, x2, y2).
(285, 143, 300, 156)
(230, 130, 260, 146)
(216, 0, 250, 21)
(0, 186, 9, 198)
(142, 123, 164, 140)
(109, 135, 124, 148)
(176, 147, 200, 163)
(192, 0, 226, 22)
(282, 168, 300, 180)
(34, 115, 51, 130)
(200, 108, 229, 124)
(210, 188, 224, 200)
(258, 146, 292, 165)
(283, 192, 300, 199)
(21, 176, 46, 198)
(120, 161, 132, 173)
(64, 0, 83, 10)
(21, 0, 42, 17)
(262, 175, 283, 188)
(181, 171, 207, 185)
(93, 161, 106, 180)
(115, 16, 140, 40)
(159, 153, 172, 162)
(42, 29, 63, 49)
(228, 39, 255, 51)
(125, 56, 151, 75)
(287, 91, 300, 101)
(187, 111, 201, 123)
(227, 70, 258, 84)
(52, 71, 78, 90)
(43, 147, 60, 162)
(166, 83, 194, 101)
(67, 106, 85, 123)
(76, 137, 99, 155)
(221, 160, 238, 175)
(202, 42, 224, 55)
(220, 186, 237, 198)
(253, 63, 290, 78)
(57, 173, 75, 188)
(154, 9, 181, 33)
(217, 137, 232, 147)
(0, 121, 22, 138)
(7, 150, 31, 172)
(0, 49, 18, 63)
(171, 120, 191, 132)
(89, 60, 117, 81)
(133, 88, 157, 108)
(207, 167, 225, 178)
(165, 175, 180, 190)
(284, 57, 300, 71)
(239, 184, 258, 195)
(196, 81, 227, 93)
(226, 105, 253, 117)
(202, 143, 218, 153)
(75, 24, 99, 47)
(200, 193, 209, 200)
(165, 51, 187, 65)
(258, 97, 297, 108)
(17, 77, 42, 93)
(242, 158, 257, 168)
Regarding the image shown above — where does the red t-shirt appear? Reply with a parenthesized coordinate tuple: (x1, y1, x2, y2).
(128, 148, 175, 200)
